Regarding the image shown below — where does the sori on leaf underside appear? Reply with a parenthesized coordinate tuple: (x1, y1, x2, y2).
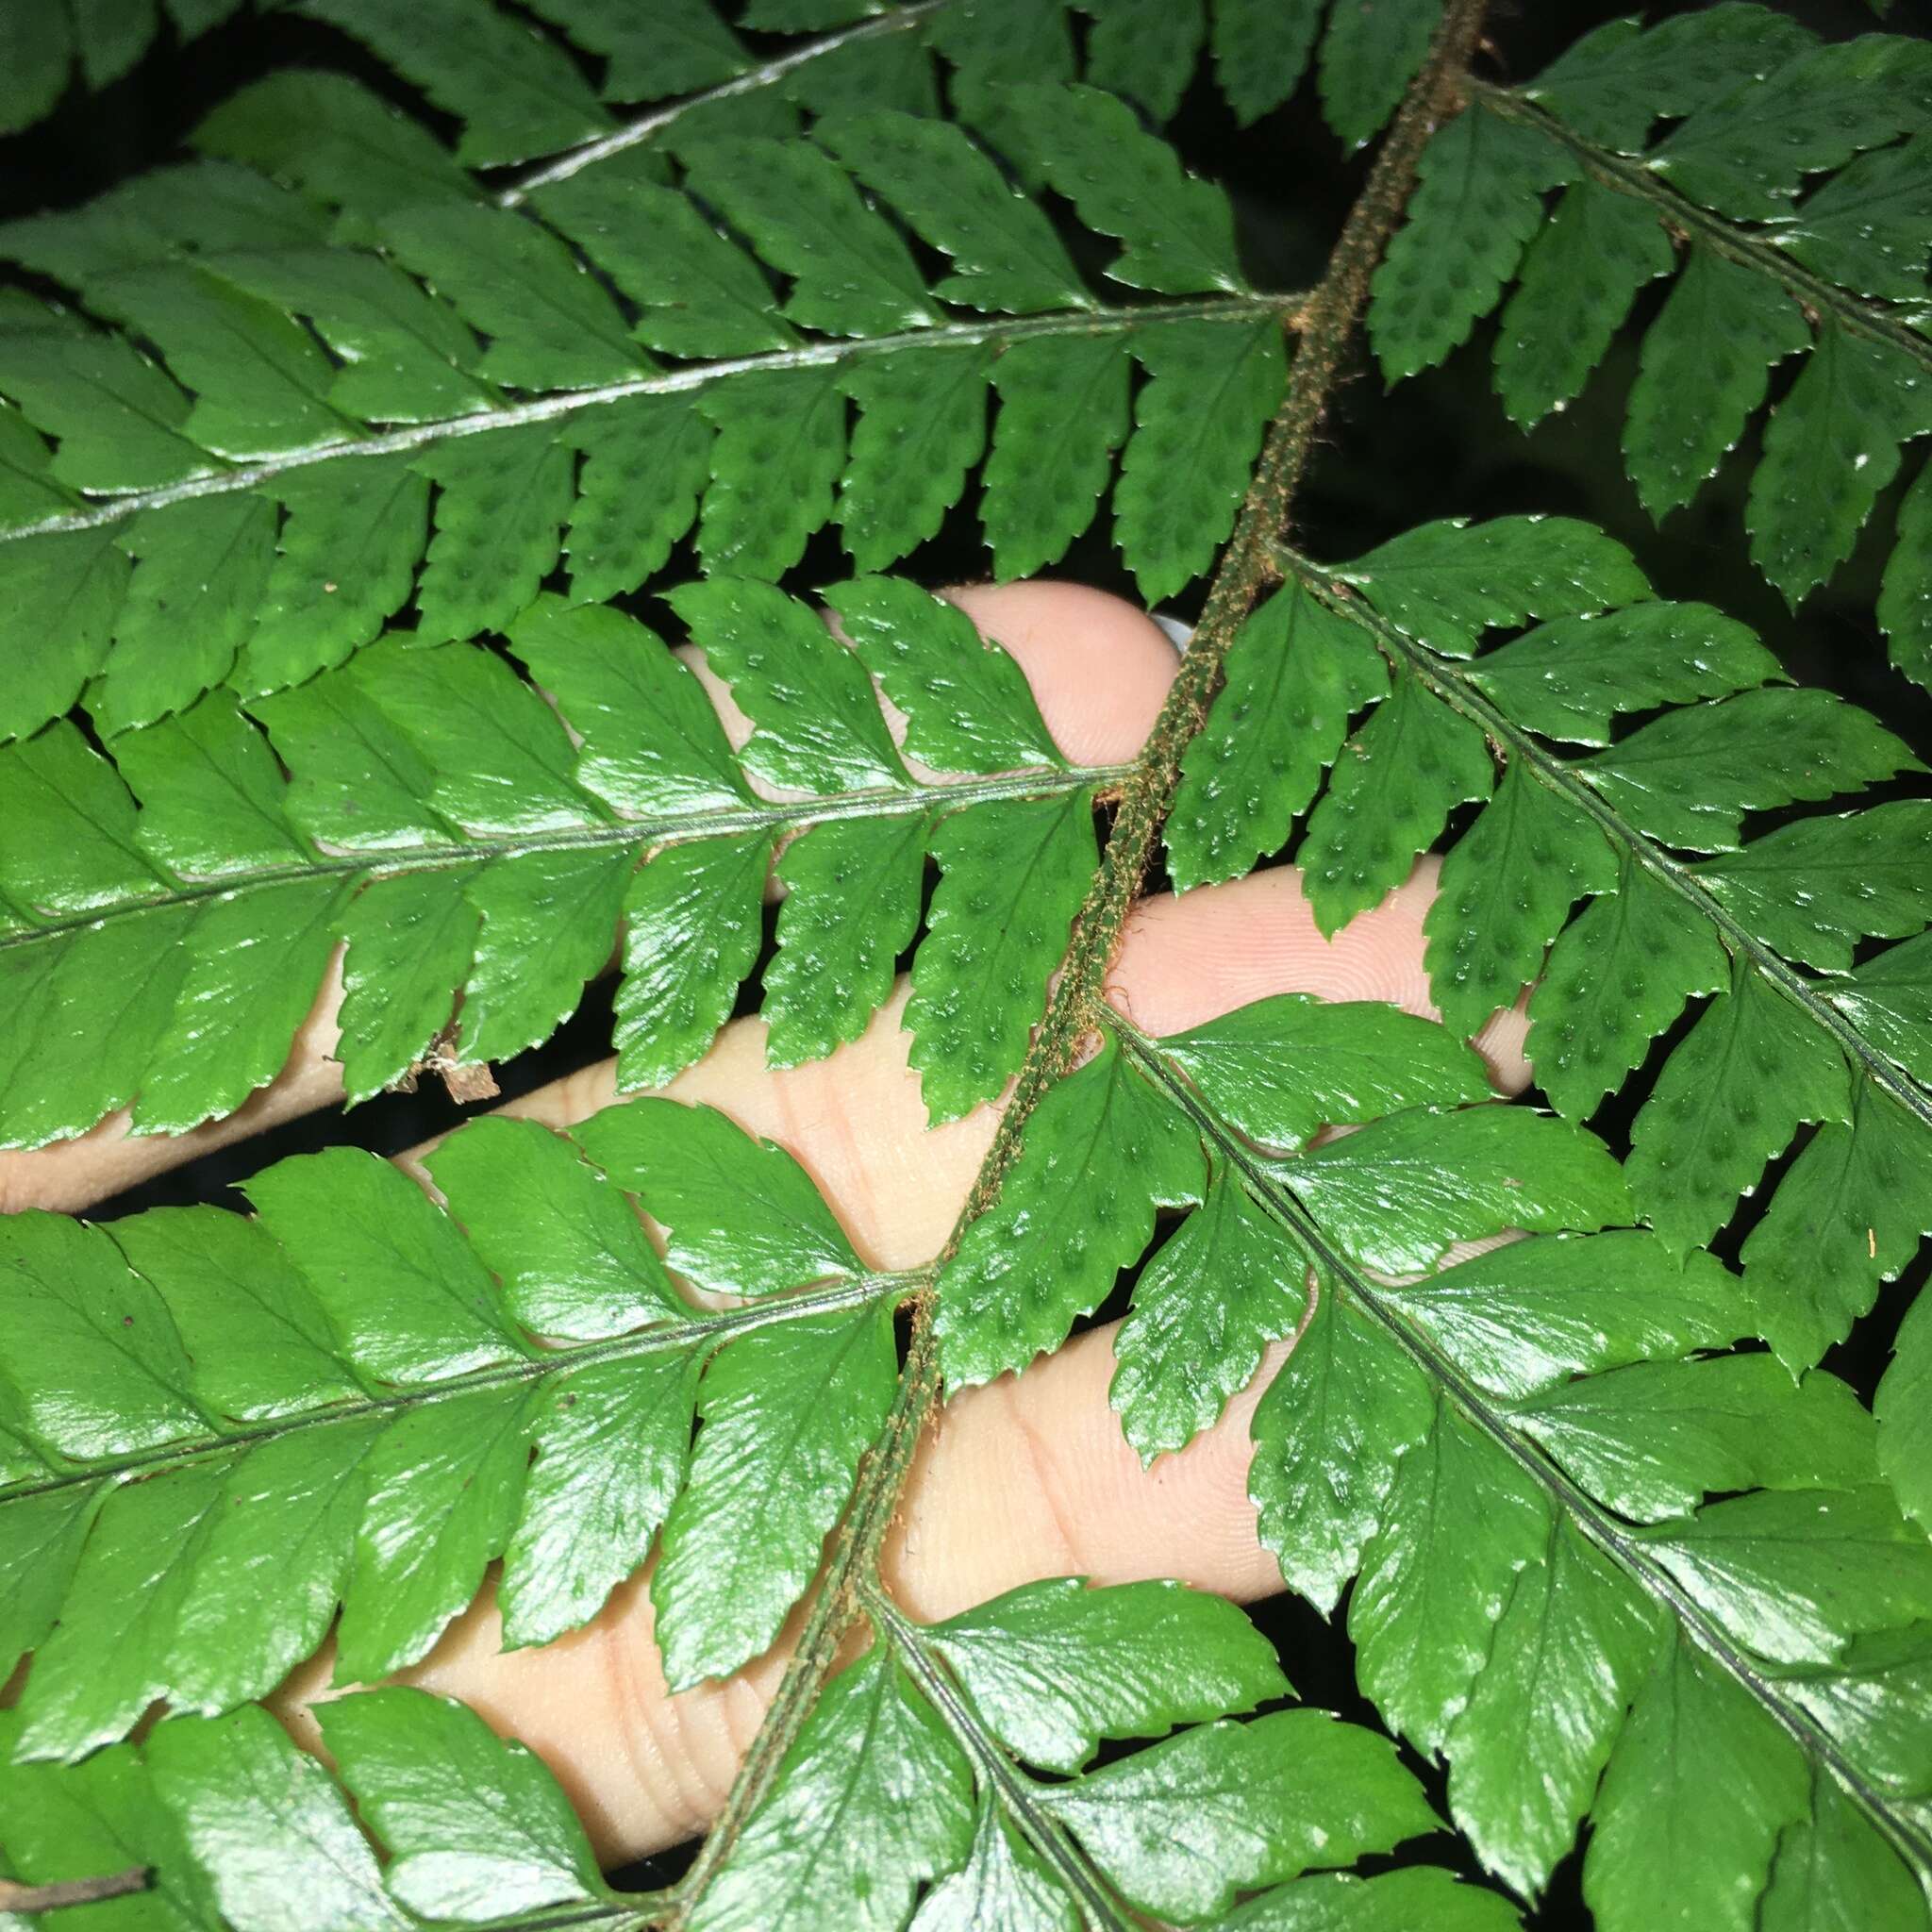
(2, 3, 1932, 1932)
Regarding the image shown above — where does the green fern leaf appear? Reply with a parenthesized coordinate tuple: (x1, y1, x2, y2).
(192, 71, 479, 233)
(235, 456, 429, 696)
(1209, 0, 1323, 128)
(1642, 1486, 1932, 1669)
(922, 1576, 1284, 1774)
(8, 11, 1932, 1924)
(1531, 855, 1730, 1120)
(1513, 1357, 1879, 1524)
(654, 1304, 897, 1688)
(1094, 1004, 1932, 1911)
(1442, 1521, 1660, 1904)
(1378, 1233, 1752, 1406)
(1166, 580, 1389, 892)
(822, 110, 1091, 316)
(0, 324, 201, 491)
(296, 0, 613, 167)
(1524, 5, 1814, 152)
(1110, 1163, 1315, 1466)
(1317, 0, 1440, 152)
(0, 525, 129, 742)
(1350, 1396, 1554, 1755)
(837, 342, 991, 572)
(1881, 463, 1932, 687)
(1333, 513, 1653, 656)
(908, 791, 1102, 1122)
(1369, 107, 1574, 383)
(1362, 10, 1932, 669)
(1424, 763, 1616, 1040)
(1774, 134, 1932, 301)
(1299, 672, 1494, 936)
(202, 248, 490, 424)
(0, 1091, 915, 1740)
(1015, 82, 1248, 295)
(1740, 1079, 1932, 1372)
(318, 1689, 610, 1918)
(1117, 317, 1288, 603)
(0, 90, 1293, 743)
(981, 332, 1131, 581)
(1646, 35, 1932, 223)
(382, 204, 643, 390)
(1577, 688, 1917, 854)
(0, 1708, 221, 1932)
(148, 1705, 408, 1932)
(1587, 1628, 1806, 1932)
(2, 571, 1131, 1143)
(1041, 1712, 1439, 1923)
(95, 497, 277, 737)
(1464, 601, 1783, 746)
(1249, 1259, 1433, 1616)
(1493, 179, 1674, 430)
(1630, 961, 1855, 1259)
(938, 1035, 1204, 1386)
(0, 5, 74, 136)
(1746, 323, 1932, 607)
(573, 1094, 863, 1294)
(1879, 1296, 1932, 1533)
(1624, 248, 1809, 520)
(689, 1644, 974, 1932)
(524, 0, 750, 102)
(1079, 0, 1205, 124)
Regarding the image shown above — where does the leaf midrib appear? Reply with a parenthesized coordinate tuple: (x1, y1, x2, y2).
(0, 1274, 907, 1508)
(2, 295, 1300, 546)
(862, 1585, 1136, 1932)
(0, 760, 1129, 958)
(1474, 85, 1932, 381)
(494, 2, 955, 209)
(1115, 1019, 1932, 1886)
(1281, 546, 1932, 1141)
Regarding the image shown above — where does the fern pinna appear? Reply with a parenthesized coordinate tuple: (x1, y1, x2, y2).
(1, 2, 1930, 1930)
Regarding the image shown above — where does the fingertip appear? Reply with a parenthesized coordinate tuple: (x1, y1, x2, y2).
(1109, 861, 1534, 1096)
(943, 581, 1179, 767)
(1110, 866, 1441, 1036)
(884, 1323, 1288, 1619)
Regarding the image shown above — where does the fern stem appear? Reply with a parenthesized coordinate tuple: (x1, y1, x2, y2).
(0, 764, 1129, 959)
(0, 295, 1299, 547)
(1474, 84, 1932, 380)
(1112, 1016, 1932, 1886)
(665, 0, 1491, 1913)
(496, 3, 953, 207)
(0, 1273, 916, 1507)
(667, 1305, 944, 1919)
(861, 1583, 1137, 1932)
(0, 1869, 150, 1915)
(1275, 541, 1932, 1140)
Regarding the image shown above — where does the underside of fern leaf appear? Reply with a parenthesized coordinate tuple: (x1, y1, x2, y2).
(1367, 6, 1932, 685)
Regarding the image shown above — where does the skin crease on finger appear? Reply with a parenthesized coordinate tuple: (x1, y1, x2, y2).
(8, 582, 1532, 1863)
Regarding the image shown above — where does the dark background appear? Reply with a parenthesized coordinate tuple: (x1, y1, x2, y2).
(4, 3, 1929, 1924)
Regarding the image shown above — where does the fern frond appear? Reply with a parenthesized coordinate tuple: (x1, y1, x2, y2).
(0, 1691, 625, 1927)
(1169, 517, 1932, 1432)
(931, 991, 1932, 1918)
(0, 1091, 913, 1751)
(1364, 4, 1932, 682)
(0, 575, 1125, 1145)
(0, 1587, 1514, 1932)
(0, 90, 1289, 742)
